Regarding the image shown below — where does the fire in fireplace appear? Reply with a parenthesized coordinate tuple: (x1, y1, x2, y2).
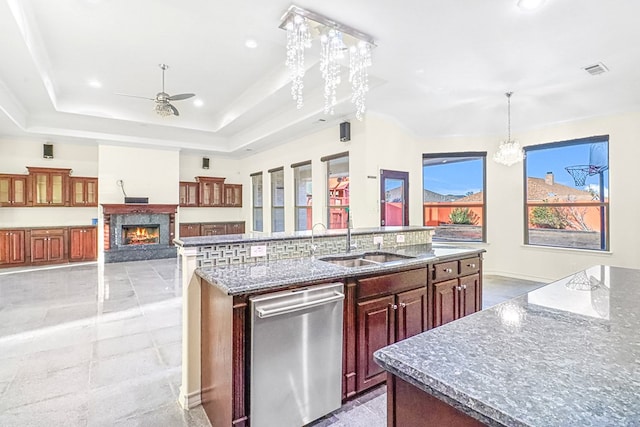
(122, 225, 160, 245)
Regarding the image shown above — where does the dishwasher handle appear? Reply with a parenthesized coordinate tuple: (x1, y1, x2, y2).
(256, 291, 344, 319)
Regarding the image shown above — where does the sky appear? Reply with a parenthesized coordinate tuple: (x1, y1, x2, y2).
(423, 141, 609, 196)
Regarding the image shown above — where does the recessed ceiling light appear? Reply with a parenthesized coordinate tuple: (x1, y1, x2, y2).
(193, 99, 204, 107)
(517, 0, 545, 10)
(245, 39, 258, 49)
(88, 79, 102, 88)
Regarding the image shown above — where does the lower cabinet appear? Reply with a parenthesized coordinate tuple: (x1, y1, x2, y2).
(432, 257, 482, 328)
(69, 227, 97, 261)
(180, 221, 245, 238)
(201, 223, 227, 236)
(30, 229, 66, 264)
(179, 223, 201, 238)
(354, 268, 429, 394)
(0, 229, 26, 266)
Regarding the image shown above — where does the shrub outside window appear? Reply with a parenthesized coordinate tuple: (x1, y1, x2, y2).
(422, 152, 486, 242)
(524, 136, 609, 251)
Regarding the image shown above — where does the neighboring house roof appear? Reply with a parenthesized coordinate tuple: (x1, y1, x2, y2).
(454, 192, 483, 203)
(423, 189, 463, 202)
(527, 177, 592, 201)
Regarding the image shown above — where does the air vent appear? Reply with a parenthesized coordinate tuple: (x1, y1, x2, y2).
(584, 62, 609, 76)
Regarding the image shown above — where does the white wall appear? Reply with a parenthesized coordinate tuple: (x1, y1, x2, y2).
(98, 144, 179, 204)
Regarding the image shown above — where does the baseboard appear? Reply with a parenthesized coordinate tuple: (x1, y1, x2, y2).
(178, 388, 202, 410)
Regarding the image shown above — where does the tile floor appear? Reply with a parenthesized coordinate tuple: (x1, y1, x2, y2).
(0, 260, 545, 426)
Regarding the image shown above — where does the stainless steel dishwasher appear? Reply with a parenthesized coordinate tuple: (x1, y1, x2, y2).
(250, 282, 344, 427)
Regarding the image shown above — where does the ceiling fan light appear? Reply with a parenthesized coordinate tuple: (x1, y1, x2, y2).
(155, 103, 173, 117)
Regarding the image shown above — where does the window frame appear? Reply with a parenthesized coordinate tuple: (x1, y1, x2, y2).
(322, 152, 349, 229)
(292, 160, 312, 231)
(269, 167, 285, 232)
(422, 151, 487, 243)
(523, 135, 610, 251)
(251, 172, 263, 232)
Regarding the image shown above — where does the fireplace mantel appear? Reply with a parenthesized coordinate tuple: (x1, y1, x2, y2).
(101, 204, 178, 262)
(101, 204, 178, 215)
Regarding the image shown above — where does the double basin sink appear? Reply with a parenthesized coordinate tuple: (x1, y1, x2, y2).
(319, 251, 415, 268)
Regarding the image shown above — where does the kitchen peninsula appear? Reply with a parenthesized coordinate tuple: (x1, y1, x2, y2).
(174, 226, 485, 426)
(375, 265, 640, 427)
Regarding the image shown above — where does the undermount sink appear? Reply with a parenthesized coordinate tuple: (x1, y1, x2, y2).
(319, 251, 415, 268)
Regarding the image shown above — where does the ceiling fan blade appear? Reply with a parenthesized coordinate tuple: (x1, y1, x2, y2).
(168, 93, 195, 101)
(116, 93, 155, 101)
(169, 104, 180, 116)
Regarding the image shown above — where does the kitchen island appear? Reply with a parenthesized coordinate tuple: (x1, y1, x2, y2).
(375, 265, 640, 427)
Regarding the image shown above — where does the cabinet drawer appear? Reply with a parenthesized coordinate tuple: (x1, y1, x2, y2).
(358, 268, 427, 300)
(30, 228, 65, 237)
(432, 261, 458, 282)
(459, 257, 480, 276)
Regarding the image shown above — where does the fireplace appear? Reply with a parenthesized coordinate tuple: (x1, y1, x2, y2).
(122, 225, 160, 245)
(102, 204, 177, 263)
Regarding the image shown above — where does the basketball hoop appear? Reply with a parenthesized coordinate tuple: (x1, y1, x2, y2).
(565, 165, 590, 187)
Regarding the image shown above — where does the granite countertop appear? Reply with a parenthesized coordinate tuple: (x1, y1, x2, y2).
(374, 265, 640, 427)
(196, 244, 483, 296)
(174, 225, 434, 247)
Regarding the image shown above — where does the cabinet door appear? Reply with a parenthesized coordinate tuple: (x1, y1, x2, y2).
(69, 228, 85, 260)
(47, 235, 65, 262)
(0, 176, 27, 207)
(33, 172, 50, 205)
(202, 224, 226, 236)
(85, 179, 98, 206)
(0, 230, 25, 265)
(226, 222, 245, 235)
(71, 178, 98, 206)
(459, 274, 480, 318)
(397, 287, 428, 341)
(357, 295, 396, 392)
(433, 279, 458, 328)
(31, 236, 48, 262)
(179, 182, 198, 207)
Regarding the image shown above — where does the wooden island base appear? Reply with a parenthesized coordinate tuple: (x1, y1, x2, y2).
(387, 375, 485, 427)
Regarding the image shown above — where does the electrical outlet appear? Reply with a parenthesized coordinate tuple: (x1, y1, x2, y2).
(373, 236, 384, 245)
(250, 245, 267, 257)
(396, 234, 405, 243)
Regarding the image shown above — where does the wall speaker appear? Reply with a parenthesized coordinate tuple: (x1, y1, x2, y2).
(202, 157, 210, 169)
(43, 143, 54, 159)
(340, 122, 351, 142)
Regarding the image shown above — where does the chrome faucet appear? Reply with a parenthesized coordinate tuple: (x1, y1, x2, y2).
(346, 211, 357, 253)
(310, 222, 327, 257)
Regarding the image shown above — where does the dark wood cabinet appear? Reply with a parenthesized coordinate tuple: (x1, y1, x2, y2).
(354, 268, 428, 393)
(0, 174, 27, 207)
(70, 177, 98, 207)
(224, 184, 243, 207)
(0, 229, 26, 265)
(27, 167, 71, 206)
(30, 229, 66, 264)
(69, 227, 97, 261)
(197, 176, 225, 207)
(226, 222, 245, 235)
(201, 224, 227, 236)
(179, 182, 199, 207)
(432, 257, 482, 328)
(179, 223, 201, 238)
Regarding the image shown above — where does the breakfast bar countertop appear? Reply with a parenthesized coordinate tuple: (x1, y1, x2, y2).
(195, 244, 484, 296)
(374, 265, 640, 427)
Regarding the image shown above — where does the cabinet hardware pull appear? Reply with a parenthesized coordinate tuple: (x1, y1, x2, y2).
(399, 303, 406, 308)
(467, 263, 476, 268)
(462, 284, 467, 290)
(390, 304, 398, 310)
(445, 268, 453, 273)
(456, 285, 462, 291)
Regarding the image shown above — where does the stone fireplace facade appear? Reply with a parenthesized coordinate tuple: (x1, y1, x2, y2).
(102, 204, 177, 263)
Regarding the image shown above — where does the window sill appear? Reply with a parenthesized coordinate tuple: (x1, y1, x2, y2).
(521, 244, 613, 256)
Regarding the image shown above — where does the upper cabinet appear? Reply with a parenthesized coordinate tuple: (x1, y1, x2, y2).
(179, 181, 199, 207)
(70, 177, 98, 207)
(0, 174, 27, 207)
(197, 176, 225, 207)
(224, 184, 243, 207)
(27, 167, 71, 206)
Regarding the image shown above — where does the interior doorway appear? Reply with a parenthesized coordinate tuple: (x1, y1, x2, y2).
(380, 170, 409, 226)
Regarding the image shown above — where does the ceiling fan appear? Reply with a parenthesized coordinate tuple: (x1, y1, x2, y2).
(117, 64, 195, 116)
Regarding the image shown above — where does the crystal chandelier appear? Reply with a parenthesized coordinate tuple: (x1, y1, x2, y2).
(280, 5, 375, 120)
(493, 92, 525, 166)
(154, 102, 173, 117)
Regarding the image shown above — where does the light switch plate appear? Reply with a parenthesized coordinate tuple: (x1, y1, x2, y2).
(373, 236, 384, 245)
(250, 245, 267, 257)
(396, 234, 405, 243)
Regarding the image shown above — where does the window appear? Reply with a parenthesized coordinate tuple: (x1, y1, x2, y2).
(423, 152, 486, 242)
(292, 161, 312, 231)
(322, 152, 349, 229)
(251, 172, 263, 232)
(525, 136, 609, 251)
(270, 167, 285, 232)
